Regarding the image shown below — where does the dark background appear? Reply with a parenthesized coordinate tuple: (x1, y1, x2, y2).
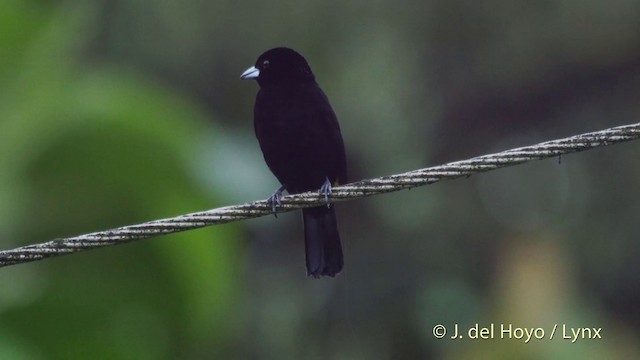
(1, 1, 640, 358)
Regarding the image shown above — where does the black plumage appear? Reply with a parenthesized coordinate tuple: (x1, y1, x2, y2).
(241, 47, 347, 277)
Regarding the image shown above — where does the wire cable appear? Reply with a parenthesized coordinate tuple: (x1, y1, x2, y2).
(1, 122, 638, 268)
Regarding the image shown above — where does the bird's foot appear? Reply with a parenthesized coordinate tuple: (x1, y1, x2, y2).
(319, 178, 332, 208)
(267, 186, 286, 218)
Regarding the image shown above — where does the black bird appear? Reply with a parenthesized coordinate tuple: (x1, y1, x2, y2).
(241, 47, 347, 277)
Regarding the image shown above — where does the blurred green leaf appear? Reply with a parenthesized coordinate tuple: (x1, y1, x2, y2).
(0, 2, 241, 358)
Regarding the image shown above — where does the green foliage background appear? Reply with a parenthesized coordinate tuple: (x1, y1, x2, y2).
(1, 1, 640, 359)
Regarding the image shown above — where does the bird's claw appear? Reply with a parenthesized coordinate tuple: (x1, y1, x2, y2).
(319, 178, 332, 208)
(267, 186, 285, 218)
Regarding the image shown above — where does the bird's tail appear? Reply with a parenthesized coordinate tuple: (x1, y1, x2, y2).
(302, 205, 343, 277)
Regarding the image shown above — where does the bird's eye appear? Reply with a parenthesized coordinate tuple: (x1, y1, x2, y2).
(262, 60, 270, 68)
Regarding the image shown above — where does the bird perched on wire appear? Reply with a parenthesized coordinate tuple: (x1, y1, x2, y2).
(241, 47, 347, 277)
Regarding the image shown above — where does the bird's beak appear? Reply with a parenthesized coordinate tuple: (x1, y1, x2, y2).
(240, 66, 260, 80)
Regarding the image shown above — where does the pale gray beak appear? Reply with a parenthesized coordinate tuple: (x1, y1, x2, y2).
(240, 66, 260, 79)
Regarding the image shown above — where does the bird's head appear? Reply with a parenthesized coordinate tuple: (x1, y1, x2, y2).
(240, 47, 315, 87)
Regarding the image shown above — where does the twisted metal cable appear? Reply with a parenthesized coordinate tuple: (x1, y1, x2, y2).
(1, 122, 639, 268)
